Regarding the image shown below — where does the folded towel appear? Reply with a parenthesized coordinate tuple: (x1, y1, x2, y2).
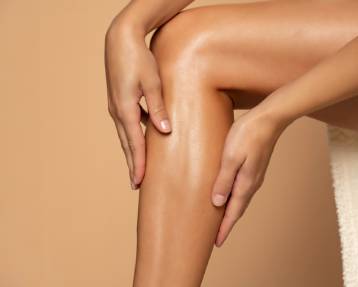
(327, 125, 358, 287)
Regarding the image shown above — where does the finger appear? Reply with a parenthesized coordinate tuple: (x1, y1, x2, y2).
(114, 121, 136, 189)
(212, 152, 246, 207)
(108, 97, 138, 189)
(215, 162, 258, 247)
(121, 108, 146, 186)
(141, 76, 172, 133)
(216, 153, 262, 246)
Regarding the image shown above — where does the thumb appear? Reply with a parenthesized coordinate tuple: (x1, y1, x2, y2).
(141, 76, 171, 133)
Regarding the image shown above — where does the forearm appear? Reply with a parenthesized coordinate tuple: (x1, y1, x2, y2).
(258, 36, 358, 129)
(111, 0, 195, 35)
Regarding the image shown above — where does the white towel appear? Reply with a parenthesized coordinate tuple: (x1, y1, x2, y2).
(327, 125, 358, 287)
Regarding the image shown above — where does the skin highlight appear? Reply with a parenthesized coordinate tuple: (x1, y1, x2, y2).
(105, 0, 358, 285)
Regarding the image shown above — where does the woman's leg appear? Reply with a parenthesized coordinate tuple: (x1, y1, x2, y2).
(133, 41, 234, 286)
(168, 0, 358, 130)
(134, 1, 358, 286)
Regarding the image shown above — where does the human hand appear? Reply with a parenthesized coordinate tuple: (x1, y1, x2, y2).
(105, 16, 171, 190)
(212, 107, 288, 247)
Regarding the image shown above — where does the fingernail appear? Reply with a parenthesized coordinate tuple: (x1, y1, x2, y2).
(133, 175, 141, 185)
(160, 119, 171, 132)
(213, 194, 226, 206)
(216, 239, 224, 248)
(131, 181, 137, 190)
(215, 234, 223, 247)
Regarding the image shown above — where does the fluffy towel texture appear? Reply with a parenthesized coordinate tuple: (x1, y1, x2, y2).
(327, 125, 358, 287)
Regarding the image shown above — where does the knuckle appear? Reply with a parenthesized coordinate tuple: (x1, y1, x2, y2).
(115, 103, 126, 117)
(127, 139, 145, 152)
(150, 104, 165, 116)
(147, 79, 162, 93)
(127, 140, 136, 152)
(232, 189, 251, 202)
(105, 26, 114, 45)
(239, 170, 255, 187)
(233, 182, 255, 200)
(252, 180, 261, 192)
(144, 78, 162, 96)
(114, 104, 132, 122)
(105, 22, 118, 40)
(256, 174, 265, 189)
(119, 140, 129, 152)
(223, 152, 238, 168)
(245, 174, 262, 192)
(244, 176, 255, 189)
(108, 104, 116, 119)
(109, 96, 137, 121)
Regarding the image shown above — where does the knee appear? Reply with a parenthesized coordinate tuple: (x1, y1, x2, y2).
(148, 8, 235, 111)
(149, 8, 212, 79)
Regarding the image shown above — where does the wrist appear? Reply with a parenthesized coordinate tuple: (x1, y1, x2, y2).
(250, 97, 294, 137)
(256, 85, 304, 131)
(108, 7, 147, 39)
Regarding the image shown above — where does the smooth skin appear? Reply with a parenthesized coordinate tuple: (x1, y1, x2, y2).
(105, 0, 358, 285)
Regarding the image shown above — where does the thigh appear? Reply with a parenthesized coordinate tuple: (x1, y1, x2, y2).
(176, 0, 358, 129)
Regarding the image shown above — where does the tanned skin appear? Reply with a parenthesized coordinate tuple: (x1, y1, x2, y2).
(105, 1, 358, 285)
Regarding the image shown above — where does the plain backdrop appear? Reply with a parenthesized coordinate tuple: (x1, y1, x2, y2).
(0, 0, 342, 286)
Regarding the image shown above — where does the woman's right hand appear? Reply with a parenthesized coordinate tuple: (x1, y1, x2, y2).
(105, 14, 171, 190)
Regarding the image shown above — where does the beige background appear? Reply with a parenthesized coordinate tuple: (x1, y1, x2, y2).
(0, 0, 342, 286)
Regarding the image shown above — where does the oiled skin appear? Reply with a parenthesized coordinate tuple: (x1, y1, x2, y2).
(132, 1, 358, 286)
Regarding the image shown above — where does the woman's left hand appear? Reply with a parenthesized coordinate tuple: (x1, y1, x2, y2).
(211, 35, 358, 247)
(212, 107, 288, 247)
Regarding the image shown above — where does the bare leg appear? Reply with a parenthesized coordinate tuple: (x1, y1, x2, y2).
(133, 44, 234, 286)
(165, 0, 358, 130)
(134, 1, 358, 286)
